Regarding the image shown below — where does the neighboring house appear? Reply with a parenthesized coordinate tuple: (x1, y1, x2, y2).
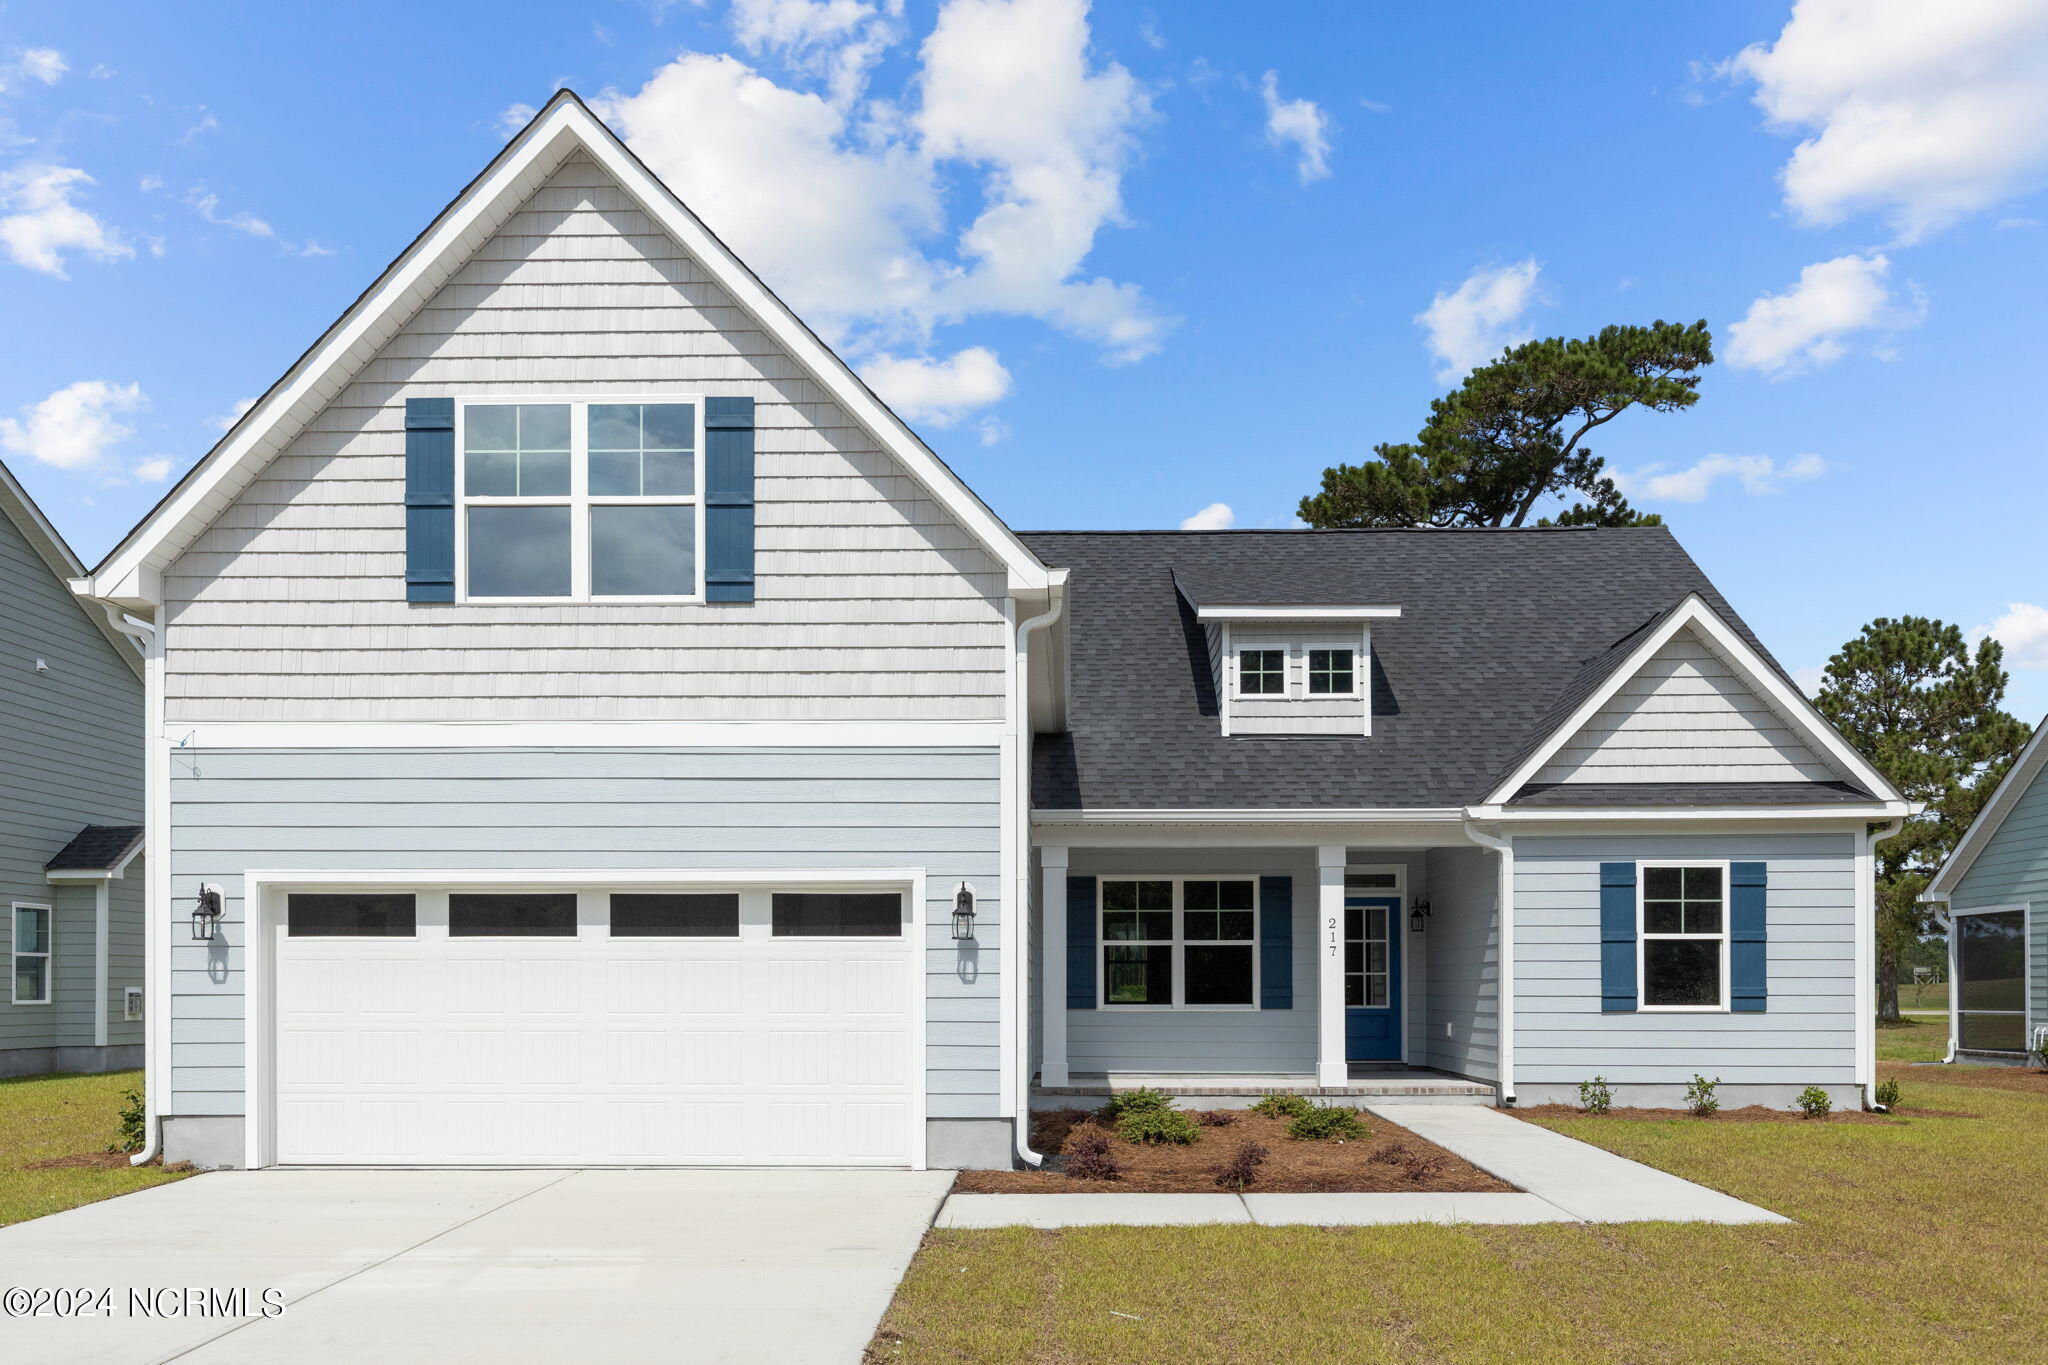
(0, 460, 147, 1079)
(75, 92, 1911, 1171)
(1923, 720, 2048, 1063)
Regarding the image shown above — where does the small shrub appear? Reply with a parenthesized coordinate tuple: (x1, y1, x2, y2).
(1684, 1074, 1721, 1118)
(1368, 1141, 1409, 1166)
(1577, 1076, 1614, 1115)
(2031, 1034, 2048, 1073)
(1213, 1141, 1270, 1190)
(1874, 1077, 1901, 1108)
(1062, 1130, 1121, 1181)
(1250, 1092, 1314, 1120)
(1400, 1150, 1447, 1183)
(1286, 1105, 1367, 1142)
(1796, 1084, 1833, 1119)
(1103, 1087, 1174, 1121)
(108, 1086, 146, 1155)
(1193, 1109, 1237, 1127)
(1118, 1107, 1201, 1145)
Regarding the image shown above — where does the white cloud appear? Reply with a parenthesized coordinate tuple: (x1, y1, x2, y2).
(177, 111, 219, 146)
(496, 102, 538, 138)
(0, 165, 131, 277)
(298, 239, 336, 257)
(211, 397, 257, 432)
(0, 380, 145, 470)
(4, 48, 67, 89)
(132, 456, 175, 483)
(1792, 664, 1826, 696)
(137, 174, 163, 193)
(1727, 0, 2048, 242)
(1179, 501, 1235, 531)
(1415, 258, 1541, 383)
(859, 345, 1011, 423)
(729, 0, 898, 105)
(1724, 252, 1922, 375)
(594, 0, 1167, 364)
(186, 188, 274, 238)
(1972, 601, 2048, 670)
(1998, 215, 2041, 229)
(1260, 71, 1332, 185)
(1612, 452, 1828, 503)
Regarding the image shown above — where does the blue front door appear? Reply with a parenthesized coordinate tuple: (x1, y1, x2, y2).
(1344, 895, 1402, 1062)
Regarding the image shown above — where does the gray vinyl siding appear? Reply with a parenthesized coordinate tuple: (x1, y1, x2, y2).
(160, 153, 1009, 723)
(163, 746, 1001, 1120)
(0, 501, 143, 1056)
(1532, 627, 1837, 784)
(1423, 845, 1499, 1080)
(1950, 760, 2048, 1036)
(1514, 832, 1857, 1085)
(1226, 627, 1369, 737)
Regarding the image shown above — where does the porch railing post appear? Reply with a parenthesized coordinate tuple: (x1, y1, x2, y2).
(1041, 846, 1070, 1088)
(1317, 845, 1347, 1086)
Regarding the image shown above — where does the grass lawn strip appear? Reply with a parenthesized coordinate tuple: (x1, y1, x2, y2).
(1875, 1015, 1949, 1063)
(958, 1107, 1510, 1195)
(874, 1074, 2045, 1362)
(0, 1071, 191, 1228)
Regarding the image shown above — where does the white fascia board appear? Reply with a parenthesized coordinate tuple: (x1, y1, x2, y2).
(1482, 594, 1906, 806)
(1196, 605, 1403, 621)
(244, 867, 922, 889)
(1032, 807, 1466, 825)
(1467, 802, 1913, 823)
(1924, 715, 2048, 898)
(83, 91, 1050, 604)
(45, 869, 114, 882)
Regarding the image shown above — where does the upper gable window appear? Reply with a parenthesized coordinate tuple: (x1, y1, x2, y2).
(459, 399, 702, 602)
(1238, 649, 1286, 696)
(1308, 648, 1355, 695)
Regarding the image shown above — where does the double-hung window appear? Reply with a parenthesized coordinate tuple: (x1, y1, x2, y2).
(1100, 878, 1258, 1008)
(459, 398, 702, 601)
(1308, 647, 1356, 695)
(1237, 650, 1285, 696)
(12, 903, 51, 1005)
(1639, 865, 1727, 1010)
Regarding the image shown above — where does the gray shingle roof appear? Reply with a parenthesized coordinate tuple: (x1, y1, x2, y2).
(45, 824, 144, 871)
(1021, 526, 1833, 811)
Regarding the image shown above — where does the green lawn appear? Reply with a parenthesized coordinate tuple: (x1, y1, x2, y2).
(1897, 980, 1949, 1014)
(1877, 1015, 1950, 1063)
(875, 1073, 2047, 1362)
(0, 1071, 191, 1228)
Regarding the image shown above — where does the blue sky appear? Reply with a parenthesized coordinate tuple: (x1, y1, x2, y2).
(3, 0, 2046, 717)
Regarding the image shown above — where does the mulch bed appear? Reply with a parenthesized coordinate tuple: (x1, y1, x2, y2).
(1513, 1103, 1973, 1125)
(954, 1107, 1513, 1194)
(1881, 1059, 2048, 1099)
(24, 1151, 134, 1170)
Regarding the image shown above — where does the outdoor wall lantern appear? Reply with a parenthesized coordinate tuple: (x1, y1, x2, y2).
(191, 884, 224, 941)
(1409, 899, 1433, 933)
(951, 883, 977, 940)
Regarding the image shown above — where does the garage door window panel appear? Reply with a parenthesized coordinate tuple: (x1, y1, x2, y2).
(610, 893, 741, 938)
(449, 893, 579, 937)
(286, 893, 417, 937)
(770, 892, 903, 937)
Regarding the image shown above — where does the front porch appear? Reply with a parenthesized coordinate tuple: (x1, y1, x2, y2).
(1033, 827, 1508, 1106)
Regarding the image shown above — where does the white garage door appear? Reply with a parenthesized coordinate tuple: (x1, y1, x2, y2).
(268, 885, 921, 1166)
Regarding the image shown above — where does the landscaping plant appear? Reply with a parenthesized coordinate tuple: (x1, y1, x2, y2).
(1578, 1076, 1614, 1114)
(1118, 1107, 1202, 1146)
(1286, 1105, 1367, 1142)
(2032, 1034, 2048, 1073)
(1796, 1085, 1834, 1119)
(1212, 1141, 1269, 1190)
(1250, 1092, 1314, 1120)
(1874, 1077, 1901, 1108)
(1684, 1074, 1721, 1117)
(1103, 1087, 1174, 1121)
(1194, 1109, 1237, 1127)
(108, 1086, 145, 1155)
(1061, 1130, 1121, 1181)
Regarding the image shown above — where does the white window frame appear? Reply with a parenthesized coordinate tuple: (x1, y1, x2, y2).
(1233, 646, 1289, 699)
(1097, 875, 1260, 1011)
(11, 901, 52, 1006)
(1305, 640, 1361, 698)
(1949, 902, 2031, 1054)
(1636, 860, 1731, 1013)
(454, 395, 708, 604)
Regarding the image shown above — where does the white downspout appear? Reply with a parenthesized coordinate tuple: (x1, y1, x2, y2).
(1009, 586, 1065, 1168)
(1462, 820, 1515, 1105)
(102, 605, 163, 1166)
(1862, 818, 1904, 1104)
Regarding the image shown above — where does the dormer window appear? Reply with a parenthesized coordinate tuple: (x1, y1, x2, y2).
(1308, 648, 1355, 695)
(1238, 649, 1286, 696)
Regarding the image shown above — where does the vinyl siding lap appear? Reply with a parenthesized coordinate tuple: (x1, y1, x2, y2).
(1424, 846, 1498, 1080)
(161, 154, 1009, 723)
(1513, 833, 1857, 1084)
(1951, 761, 2048, 1035)
(164, 746, 1002, 1121)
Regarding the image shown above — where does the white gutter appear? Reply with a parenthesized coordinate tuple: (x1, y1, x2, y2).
(100, 605, 164, 1166)
(1461, 820, 1515, 1105)
(1860, 819, 1904, 1104)
(1009, 584, 1066, 1169)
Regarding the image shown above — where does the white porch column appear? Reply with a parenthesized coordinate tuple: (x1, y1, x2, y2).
(1316, 845, 1348, 1086)
(1040, 845, 1070, 1088)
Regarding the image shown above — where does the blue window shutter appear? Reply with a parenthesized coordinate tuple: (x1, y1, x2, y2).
(404, 398, 455, 603)
(1259, 874, 1293, 1009)
(703, 396, 756, 603)
(1599, 861, 1638, 1012)
(1066, 876, 1096, 1009)
(1730, 861, 1768, 1012)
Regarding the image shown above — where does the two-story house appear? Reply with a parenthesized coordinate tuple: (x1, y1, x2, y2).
(77, 93, 1910, 1171)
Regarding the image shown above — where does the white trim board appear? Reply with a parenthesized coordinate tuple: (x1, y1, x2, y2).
(1925, 716, 2048, 900)
(1196, 605, 1403, 622)
(1482, 594, 1906, 807)
(80, 90, 1051, 607)
(1944, 900, 2033, 1062)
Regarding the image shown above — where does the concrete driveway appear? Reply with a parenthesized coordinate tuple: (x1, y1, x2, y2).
(0, 1168, 950, 1364)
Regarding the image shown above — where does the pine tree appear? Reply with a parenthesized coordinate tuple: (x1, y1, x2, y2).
(1297, 320, 1712, 529)
(1813, 618, 2033, 1022)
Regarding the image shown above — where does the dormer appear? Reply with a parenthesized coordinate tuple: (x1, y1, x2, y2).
(1195, 603, 1401, 737)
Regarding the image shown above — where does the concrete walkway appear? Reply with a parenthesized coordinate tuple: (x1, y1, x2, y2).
(0, 1168, 951, 1365)
(938, 1105, 1787, 1229)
